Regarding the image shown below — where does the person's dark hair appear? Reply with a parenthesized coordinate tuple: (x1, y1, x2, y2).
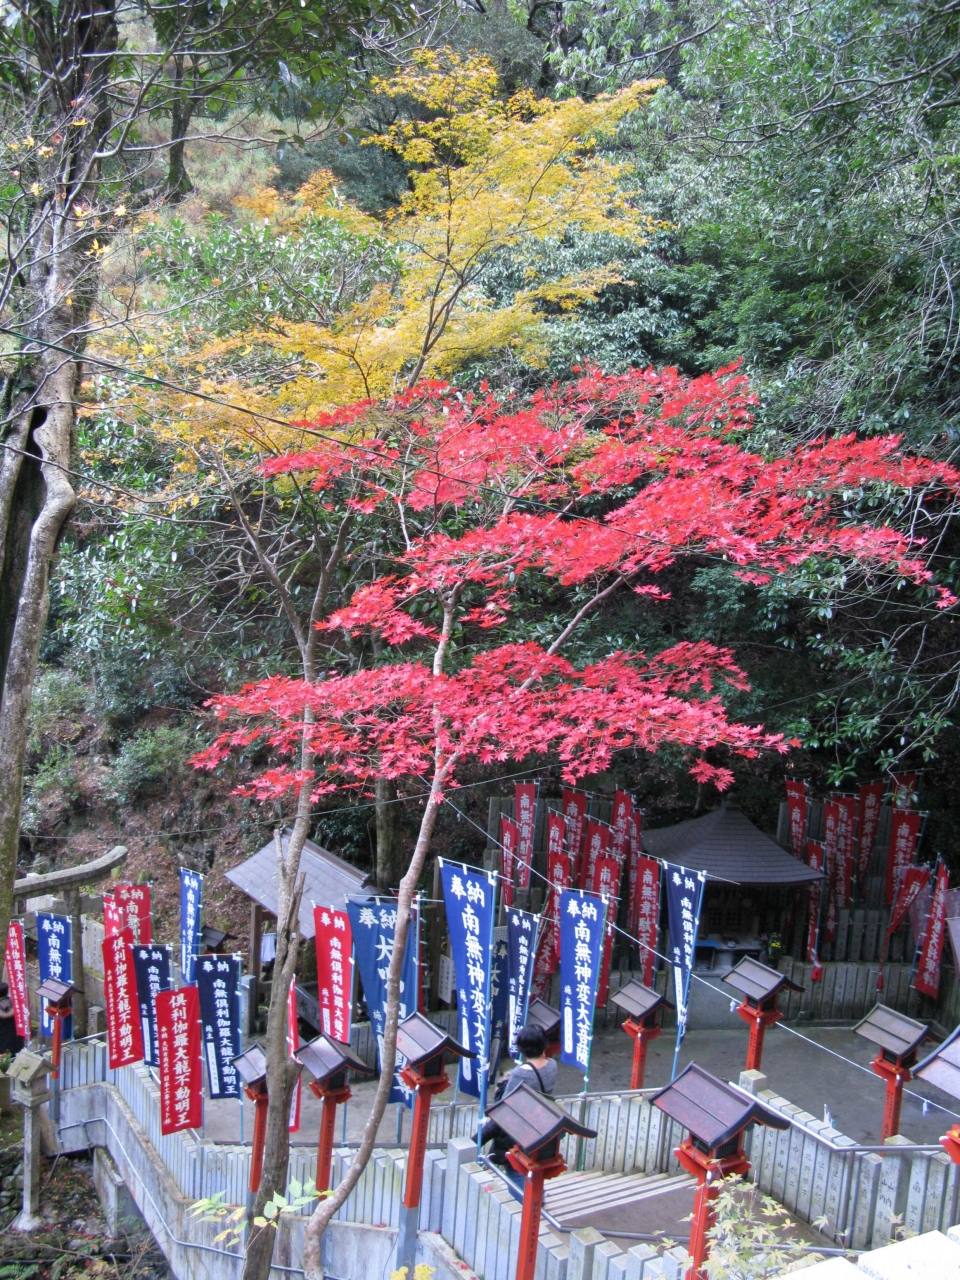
(0, 983, 9, 998)
(515, 1023, 547, 1058)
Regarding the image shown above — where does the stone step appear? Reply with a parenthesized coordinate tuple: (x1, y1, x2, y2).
(545, 1170, 694, 1221)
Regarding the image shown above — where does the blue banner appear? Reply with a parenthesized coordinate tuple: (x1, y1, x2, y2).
(37, 913, 72, 1039)
(664, 861, 707, 1056)
(179, 869, 203, 984)
(346, 897, 419, 1106)
(559, 889, 606, 1073)
(506, 908, 538, 1056)
(440, 860, 497, 1101)
(197, 954, 241, 1099)
(488, 927, 509, 1080)
(132, 944, 172, 1067)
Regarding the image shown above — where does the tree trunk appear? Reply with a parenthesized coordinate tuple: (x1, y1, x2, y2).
(375, 777, 404, 891)
(167, 97, 195, 200)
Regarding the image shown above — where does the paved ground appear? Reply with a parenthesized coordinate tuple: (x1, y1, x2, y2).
(200, 1019, 960, 1149)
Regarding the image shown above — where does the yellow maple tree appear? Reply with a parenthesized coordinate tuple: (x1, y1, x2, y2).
(112, 50, 664, 452)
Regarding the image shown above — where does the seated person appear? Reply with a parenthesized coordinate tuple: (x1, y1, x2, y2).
(0, 983, 23, 1058)
(480, 1023, 557, 1164)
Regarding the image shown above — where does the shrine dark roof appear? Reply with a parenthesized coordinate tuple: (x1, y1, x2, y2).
(641, 806, 821, 885)
(224, 827, 372, 939)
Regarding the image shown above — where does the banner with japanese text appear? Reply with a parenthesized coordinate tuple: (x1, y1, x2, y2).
(562, 789, 588, 879)
(559, 889, 605, 1073)
(114, 884, 152, 944)
(179, 869, 203, 984)
(500, 816, 519, 910)
(914, 862, 949, 998)
(440, 861, 497, 1100)
(663, 862, 706, 1044)
(886, 809, 923, 905)
(37, 913, 72, 1039)
(582, 820, 611, 892)
(530, 822, 570, 1000)
(103, 894, 123, 938)
(834, 794, 857, 911)
(133, 944, 172, 1067)
(627, 811, 644, 934)
(488, 926, 509, 1078)
(156, 985, 202, 1136)
(197, 954, 241, 1099)
(858, 781, 885, 882)
(611, 790, 633, 863)
(313, 905, 353, 1042)
(785, 779, 808, 860)
(822, 799, 841, 943)
(505, 907, 538, 1054)
(805, 841, 825, 974)
(287, 977, 301, 1131)
(514, 783, 538, 892)
(4, 922, 30, 1038)
(346, 897, 419, 1106)
(102, 932, 143, 1068)
(634, 855, 660, 987)
(594, 855, 621, 1007)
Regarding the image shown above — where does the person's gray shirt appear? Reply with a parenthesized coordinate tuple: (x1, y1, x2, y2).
(501, 1057, 558, 1098)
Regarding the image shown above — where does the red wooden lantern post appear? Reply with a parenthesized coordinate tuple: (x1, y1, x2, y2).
(525, 999, 562, 1059)
(722, 957, 804, 1074)
(395, 1013, 476, 1270)
(231, 1043, 292, 1195)
(651, 1064, 790, 1280)
(484, 1083, 597, 1280)
(916, 1027, 960, 1164)
(610, 979, 672, 1089)
(295, 1034, 374, 1191)
(854, 1005, 928, 1142)
(37, 978, 76, 1123)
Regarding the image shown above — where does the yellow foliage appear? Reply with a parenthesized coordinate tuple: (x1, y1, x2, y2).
(118, 50, 665, 452)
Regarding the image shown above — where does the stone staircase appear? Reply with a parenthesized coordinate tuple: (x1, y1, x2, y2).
(544, 1169, 695, 1229)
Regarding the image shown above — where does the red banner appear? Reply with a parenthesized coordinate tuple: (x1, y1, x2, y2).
(287, 978, 301, 1132)
(515, 783, 537, 891)
(891, 773, 918, 810)
(593, 856, 622, 1008)
(886, 866, 931, 941)
(611, 790, 633, 863)
(156, 986, 202, 1135)
(313, 905, 353, 1042)
(886, 808, 923, 905)
(627, 810, 644, 933)
(102, 931, 143, 1068)
(500, 815, 519, 909)
(530, 827, 570, 1000)
(833, 794, 857, 911)
(858, 781, 884, 882)
(805, 841, 824, 977)
(914, 862, 949, 998)
(4, 922, 30, 1038)
(114, 883, 152, 944)
(634, 855, 660, 987)
(103, 894, 123, 938)
(785, 779, 808, 860)
(562, 789, 588, 878)
(581, 819, 611, 891)
(821, 800, 840, 943)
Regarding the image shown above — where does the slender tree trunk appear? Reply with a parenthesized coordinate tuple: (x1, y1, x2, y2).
(375, 778, 404, 890)
(167, 96, 195, 200)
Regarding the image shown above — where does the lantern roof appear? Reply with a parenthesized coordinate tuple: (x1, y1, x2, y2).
(231, 1042, 269, 1087)
(36, 977, 76, 1005)
(396, 1012, 475, 1068)
(200, 925, 235, 952)
(915, 1028, 960, 1100)
(294, 1033, 373, 1084)
(485, 1082, 596, 1155)
(609, 978, 672, 1020)
(722, 956, 803, 1003)
(525, 999, 561, 1039)
(854, 1005, 928, 1059)
(651, 1063, 790, 1149)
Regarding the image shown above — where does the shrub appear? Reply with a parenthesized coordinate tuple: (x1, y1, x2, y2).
(27, 667, 89, 755)
(103, 724, 200, 805)
(21, 745, 81, 835)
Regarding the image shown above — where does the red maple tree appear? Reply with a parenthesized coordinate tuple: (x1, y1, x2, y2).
(195, 364, 959, 1274)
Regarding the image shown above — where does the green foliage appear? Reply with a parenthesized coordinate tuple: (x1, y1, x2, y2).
(103, 725, 201, 806)
(21, 746, 80, 836)
(705, 1178, 824, 1279)
(26, 668, 89, 757)
(189, 1181, 325, 1251)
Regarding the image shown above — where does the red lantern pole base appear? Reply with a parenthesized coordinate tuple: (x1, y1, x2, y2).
(622, 1017, 662, 1090)
(506, 1147, 567, 1280)
(246, 1083, 270, 1194)
(46, 1005, 65, 1081)
(308, 1081, 352, 1192)
(400, 1064, 450, 1211)
(870, 1053, 909, 1142)
(675, 1137, 750, 1280)
(736, 1001, 781, 1075)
